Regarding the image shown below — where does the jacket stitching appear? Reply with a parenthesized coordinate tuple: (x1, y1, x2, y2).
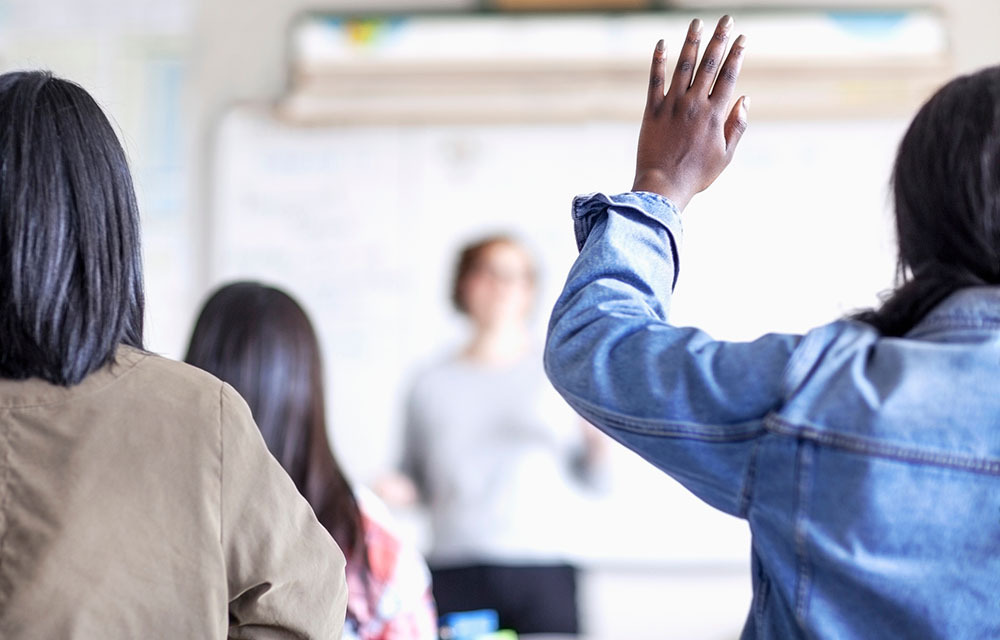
(553, 382, 765, 441)
(737, 439, 761, 518)
(766, 414, 1000, 474)
(793, 441, 815, 625)
(906, 318, 1000, 339)
(752, 553, 770, 638)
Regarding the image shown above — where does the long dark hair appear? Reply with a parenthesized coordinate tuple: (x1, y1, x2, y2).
(184, 283, 369, 590)
(855, 66, 1000, 336)
(0, 71, 144, 385)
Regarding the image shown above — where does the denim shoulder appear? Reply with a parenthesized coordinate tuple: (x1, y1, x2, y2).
(778, 318, 878, 402)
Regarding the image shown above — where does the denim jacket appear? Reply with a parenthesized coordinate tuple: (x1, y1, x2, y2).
(544, 191, 1000, 639)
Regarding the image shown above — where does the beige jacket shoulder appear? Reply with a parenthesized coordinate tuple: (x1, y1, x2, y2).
(0, 347, 347, 639)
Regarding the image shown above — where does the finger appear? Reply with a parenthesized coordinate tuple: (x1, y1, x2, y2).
(710, 33, 746, 107)
(667, 18, 702, 96)
(724, 95, 750, 153)
(646, 39, 667, 111)
(690, 15, 733, 96)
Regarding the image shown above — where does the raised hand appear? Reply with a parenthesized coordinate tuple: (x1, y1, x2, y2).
(632, 16, 748, 210)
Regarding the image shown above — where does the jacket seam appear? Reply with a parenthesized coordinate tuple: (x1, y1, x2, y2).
(779, 324, 824, 399)
(737, 439, 762, 518)
(553, 383, 765, 442)
(766, 414, 1000, 474)
(906, 318, 1000, 339)
(793, 440, 815, 625)
(752, 552, 770, 638)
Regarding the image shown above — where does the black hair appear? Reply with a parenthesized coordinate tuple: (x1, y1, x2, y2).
(855, 66, 1000, 336)
(184, 282, 371, 611)
(0, 71, 144, 385)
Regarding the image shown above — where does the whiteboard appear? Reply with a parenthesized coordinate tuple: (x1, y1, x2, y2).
(210, 106, 905, 564)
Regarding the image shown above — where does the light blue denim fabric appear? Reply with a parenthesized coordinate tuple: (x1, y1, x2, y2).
(544, 191, 1000, 639)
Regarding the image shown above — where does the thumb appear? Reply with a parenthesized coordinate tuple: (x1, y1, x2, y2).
(725, 95, 750, 153)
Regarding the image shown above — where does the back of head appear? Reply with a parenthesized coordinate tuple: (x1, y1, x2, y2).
(0, 71, 144, 385)
(859, 66, 1000, 336)
(185, 282, 323, 474)
(184, 282, 364, 561)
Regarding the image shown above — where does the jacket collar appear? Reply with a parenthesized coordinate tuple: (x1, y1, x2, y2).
(907, 286, 1000, 338)
(0, 345, 147, 408)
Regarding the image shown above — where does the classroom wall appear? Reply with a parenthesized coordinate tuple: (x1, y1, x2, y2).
(191, 0, 1000, 342)
(191, 0, 1000, 192)
(191, 0, 471, 316)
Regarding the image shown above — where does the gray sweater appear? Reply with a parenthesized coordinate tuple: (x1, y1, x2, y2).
(402, 351, 600, 566)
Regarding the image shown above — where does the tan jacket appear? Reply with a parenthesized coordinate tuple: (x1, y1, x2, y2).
(0, 347, 347, 638)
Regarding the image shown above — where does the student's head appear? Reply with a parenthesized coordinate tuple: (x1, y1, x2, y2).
(859, 66, 1000, 336)
(0, 71, 144, 385)
(184, 282, 364, 561)
(452, 235, 537, 329)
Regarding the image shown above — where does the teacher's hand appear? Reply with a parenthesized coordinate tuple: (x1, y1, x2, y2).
(632, 16, 748, 210)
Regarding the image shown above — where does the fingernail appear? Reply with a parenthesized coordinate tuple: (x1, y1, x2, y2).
(691, 18, 703, 32)
(721, 15, 733, 29)
(734, 34, 747, 48)
(656, 38, 665, 51)
(742, 96, 751, 113)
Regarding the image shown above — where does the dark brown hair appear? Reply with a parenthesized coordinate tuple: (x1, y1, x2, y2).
(451, 234, 537, 313)
(184, 282, 370, 607)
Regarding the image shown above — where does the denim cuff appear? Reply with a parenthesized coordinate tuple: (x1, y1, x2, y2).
(571, 191, 683, 252)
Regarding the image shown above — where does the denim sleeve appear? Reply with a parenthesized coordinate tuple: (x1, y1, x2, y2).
(544, 192, 804, 517)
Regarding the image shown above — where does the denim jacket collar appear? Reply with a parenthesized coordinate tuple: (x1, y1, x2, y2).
(906, 286, 1000, 339)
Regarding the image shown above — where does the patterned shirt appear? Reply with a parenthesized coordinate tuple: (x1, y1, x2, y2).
(344, 487, 437, 640)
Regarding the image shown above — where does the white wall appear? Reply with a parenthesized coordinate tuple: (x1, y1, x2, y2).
(189, 0, 1000, 354)
(0, 0, 197, 356)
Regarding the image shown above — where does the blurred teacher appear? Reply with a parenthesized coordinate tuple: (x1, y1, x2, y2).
(385, 235, 604, 635)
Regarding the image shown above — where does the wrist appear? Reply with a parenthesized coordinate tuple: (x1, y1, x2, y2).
(631, 170, 694, 210)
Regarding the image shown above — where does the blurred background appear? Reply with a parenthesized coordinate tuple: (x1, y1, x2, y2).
(2, 0, 998, 637)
